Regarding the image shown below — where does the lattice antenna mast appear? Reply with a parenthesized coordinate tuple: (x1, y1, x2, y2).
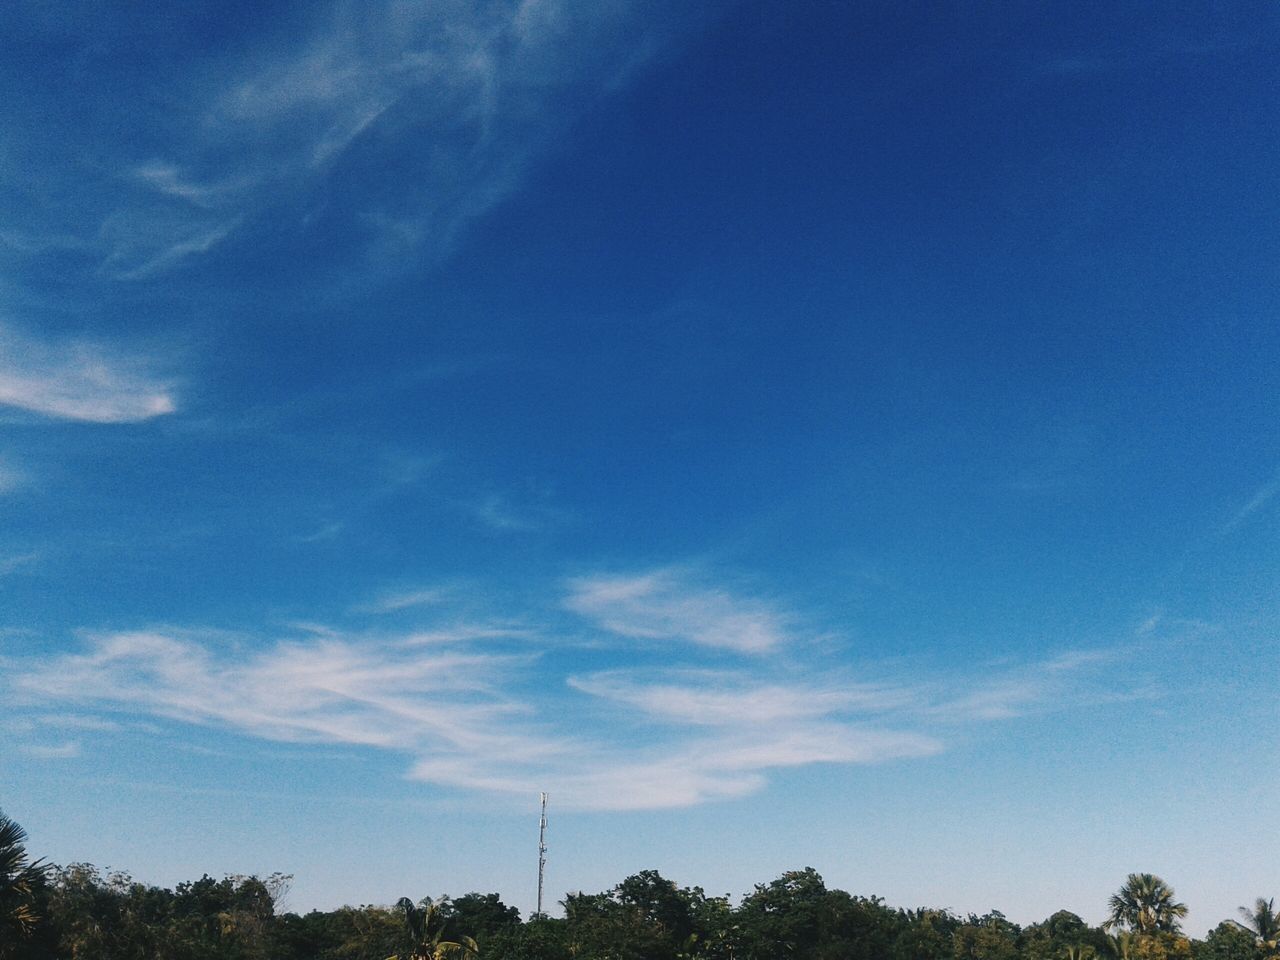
(536, 792, 548, 916)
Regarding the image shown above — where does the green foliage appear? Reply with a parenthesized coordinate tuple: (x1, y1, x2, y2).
(1236, 899, 1280, 959)
(1196, 921, 1264, 960)
(0, 811, 45, 957)
(37, 863, 287, 960)
(732, 867, 912, 960)
(893, 907, 962, 960)
(563, 869, 715, 960)
(391, 896, 479, 960)
(485, 915, 571, 960)
(953, 912, 1021, 960)
(304, 904, 403, 960)
(438, 892, 522, 947)
(1020, 910, 1108, 960)
(1106, 875, 1189, 936)
(1, 838, 1271, 960)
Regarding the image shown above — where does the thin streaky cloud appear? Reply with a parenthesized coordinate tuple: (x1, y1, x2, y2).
(0, 322, 176, 423)
(569, 647, 1119, 739)
(104, 215, 243, 281)
(567, 671, 920, 726)
(920, 650, 1122, 724)
(11, 627, 573, 789)
(1221, 466, 1280, 534)
(6, 618, 943, 811)
(26, 713, 124, 733)
(61, 0, 678, 280)
(6, 575, 1136, 811)
(358, 587, 451, 614)
(1041, 648, 1119, 672)
(0, 460, 27, 495)
(471, 494, 545, 533)
(565, 569, 788, 654)
(399, 625, 534, 647)
(21, 741, 81, 760)
(133, 161, 253, 207)
(0, 553, 40, 578)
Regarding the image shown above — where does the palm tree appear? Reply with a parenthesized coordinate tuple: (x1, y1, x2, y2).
(1104, 874, 1188, 935)
(1237, 898, 1280, 958)
(1104, 932, 1136, 960)
(392, 896, 479, 960)
(0, 811, 45, 956)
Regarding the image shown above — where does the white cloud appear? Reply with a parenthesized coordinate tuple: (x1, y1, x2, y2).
(358, 586, 451, 613)
(920, 649, 1123, 723)
(28, 713, 124, 732)
(565, 570, 788, 653)
(8, 622, 940, 810)
(102, 214, 243, 281)
(133, 161, 249, 208)
(0, 322, 176, 423)
(568, 670, 918, 726)
(0, 552, 40, 577)
(555, 671, 943, 809)
(472, 494, 544, 532)
(0, 461, 26, 495)
(13, 629, 540, 755)
(6, 574, 1127, 811)
(1221, 466, 1280, 534)
(77, 0, 678, 280)
(21, 741, 81, 759)
(295, 521, 344, 544)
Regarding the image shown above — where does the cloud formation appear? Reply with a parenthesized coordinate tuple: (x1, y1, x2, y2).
(565, 570, 788, 653)
(5, 569, 1123, 810)
(0, 323, 176, 423)
(4, 0, 677, 282)
(0, 460, 25, 494)
(357, 586, 451, 614)
(1221, 466, 1280, 534)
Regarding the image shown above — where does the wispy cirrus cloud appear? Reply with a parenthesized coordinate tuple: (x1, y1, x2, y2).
(0, 552, 40, 577)
(5, 570, 1131, 810)
(1221, 465, 1280, 534)
(5, 0, 689, 282)
(11, 627, 561, 773)
(0, 459, 26, 494)
(568, 670, 920, 726)
(0, 322, 176, 423)
(471, 494, 546, 533)
(565, 570, 788, 654)
(356, 585, 451, 614)
(20, 741, 81, 760)
(559, 669, 943, 808)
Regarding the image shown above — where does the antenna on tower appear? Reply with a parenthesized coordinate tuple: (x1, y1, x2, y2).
(536, 791, 548, 917)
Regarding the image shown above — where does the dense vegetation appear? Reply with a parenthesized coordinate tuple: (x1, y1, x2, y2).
(3, 812, 1276, 960)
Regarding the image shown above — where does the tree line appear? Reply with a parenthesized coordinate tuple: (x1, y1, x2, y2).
(2, 811, 1277, 960)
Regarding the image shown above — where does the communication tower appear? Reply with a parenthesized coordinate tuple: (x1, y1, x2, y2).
(536, 792, 548, 916)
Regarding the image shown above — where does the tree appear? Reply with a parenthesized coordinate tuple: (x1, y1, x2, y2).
(437, 892, 520, 946)
(1106, 875, 1189, 935)
(1196, 921, 1263, 960)
(0, 812, 45, 958)
(561, 870, 721, 960)
(893, 907, 959, 960)
(484, 915, 571, 960)
(1020, 910, 1108, 960)
(393, 897, 479, 960)
(1236, 899, 1280, 959)
(952, 913, 1020, 960)
(1108, 932, 1139, 960)
(732, 868, 907, 960)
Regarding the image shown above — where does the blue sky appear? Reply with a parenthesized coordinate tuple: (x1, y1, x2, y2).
(2, 0, 1278, 934)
